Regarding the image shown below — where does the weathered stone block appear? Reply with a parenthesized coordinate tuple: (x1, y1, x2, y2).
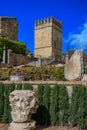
(65, 50, 83, 81)
(8, 90, 39, 130)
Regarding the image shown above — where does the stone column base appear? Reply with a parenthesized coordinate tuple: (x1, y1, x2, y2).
(8, 121, 36, 130)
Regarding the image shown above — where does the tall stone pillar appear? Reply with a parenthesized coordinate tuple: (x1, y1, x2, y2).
(2, 45, 6, 64)
(7, 49, 12, 64)
(38, 56, 42, 67)
(8, 90, 39, 130)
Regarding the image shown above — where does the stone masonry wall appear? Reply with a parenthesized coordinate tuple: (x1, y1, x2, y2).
(0, 16, 18, 40)
(9, 52, 29, 66)
(34, 17, 62, 61)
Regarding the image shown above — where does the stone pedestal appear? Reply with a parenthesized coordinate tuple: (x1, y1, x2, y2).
(8, 90, 38, 130)
(8, 121, 36, 130)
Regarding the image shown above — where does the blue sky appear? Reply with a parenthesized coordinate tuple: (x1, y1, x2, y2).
(0, 0, 87, 53)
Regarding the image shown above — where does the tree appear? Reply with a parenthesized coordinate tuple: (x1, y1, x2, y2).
(58, 85, 69, 126)
(50, 84, 59, 125)
(43, 84, 50, 125)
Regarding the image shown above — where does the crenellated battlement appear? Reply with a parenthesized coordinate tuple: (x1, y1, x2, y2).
(35, 17, 62, 28)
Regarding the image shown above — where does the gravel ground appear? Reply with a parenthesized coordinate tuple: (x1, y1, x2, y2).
(0, 123, 79, 130)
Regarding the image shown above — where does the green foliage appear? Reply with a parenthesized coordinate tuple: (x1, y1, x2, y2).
(2, 84, 15, 123)
(35, 84, 44, 125)
(69, 86, 79, 127)
(58, 85, 69, 126)
(15, 84, 22, 90)
(53, 67, 65, 80)
(0, 83, 4, 122)
(84, 87, 87, 129)
(76, 86, 87, 129)
(22, 83, 33, 90)
(50, 84, 59, 125)
(0, 37, 26, 61)
(0, 83, 87, 128)
(43, 84, 50, 125)
(84, 65, 87, 74)
(69, 85, 87, 128)
(0, 66, 64, 81)
(36, 84, 44, 105)
(0, 68, 11, 80)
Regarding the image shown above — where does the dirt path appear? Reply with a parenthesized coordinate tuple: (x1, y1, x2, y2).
(0, 123, 79, 130)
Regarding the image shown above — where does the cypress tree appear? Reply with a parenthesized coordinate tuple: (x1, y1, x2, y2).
(58, 85, 69, 126)
(76, 86, 85, 129)
(43, 84, 50, 125)
(22, 83, 33, 90)
(2, 84, 15, 123)
(84, 87, 87, 129)
(15, 83, 22, 90)
(69, 86, 80, 127)
(50, 84, 59, 125)
(0, 83, 4, 122)
(35, 84, 44, 125)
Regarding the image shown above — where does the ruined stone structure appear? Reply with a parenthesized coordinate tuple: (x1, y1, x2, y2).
(7, 49, 29, 67)
(65, 50, 84, 81)
(8, 90, 38, 130)
(0, 49, 29, 68)
(0, 16, 18, 40)
(34, 17, 62, 61)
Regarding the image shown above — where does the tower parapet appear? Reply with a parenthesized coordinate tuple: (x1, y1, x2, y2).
(35, 17, 62, 28)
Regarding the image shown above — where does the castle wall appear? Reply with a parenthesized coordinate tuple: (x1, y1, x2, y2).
(0, 17, 18, 40)
(52, 22, 62, 60)
(8, 51, 29, 66)
(35, 25, 52, 58)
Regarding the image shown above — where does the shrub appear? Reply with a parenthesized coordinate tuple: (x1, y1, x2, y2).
(0, 37, 26, 61)
(0, 68, 11, 80)
(53, 67, 65, 80)
(0, 66, 65, 81)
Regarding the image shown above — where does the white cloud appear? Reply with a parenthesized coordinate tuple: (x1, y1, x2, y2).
(65, 20, 87, 50)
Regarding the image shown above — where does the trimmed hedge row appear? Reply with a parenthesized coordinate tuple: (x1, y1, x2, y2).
(0, 66, 65, 81)
(0, 37, 26, 61)
(0, 83, 87, 129)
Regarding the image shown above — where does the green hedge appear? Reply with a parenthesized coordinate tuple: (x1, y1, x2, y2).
(69, 85, 87, 129)
(0, 83, 4, 122)
(0, 37, 26, 61)
(0, 83, 87, 129)
(22, 83, 33, 90)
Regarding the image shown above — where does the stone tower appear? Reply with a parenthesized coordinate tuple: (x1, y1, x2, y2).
(34, 17, 62, 61)
(0, 16, 18, 40)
